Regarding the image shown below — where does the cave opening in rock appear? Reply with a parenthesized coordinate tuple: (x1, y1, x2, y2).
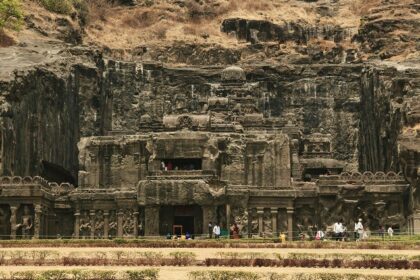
(40, 160, 76, 185)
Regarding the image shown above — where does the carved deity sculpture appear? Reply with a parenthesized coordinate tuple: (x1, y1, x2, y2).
(94, 210, 104, 238)
(79, 211, 91, 238)
(108, 211, 117, 238)
(123, 209, 135, 237)
(231, 206, 248, 236)
(17, 205, 33, 239)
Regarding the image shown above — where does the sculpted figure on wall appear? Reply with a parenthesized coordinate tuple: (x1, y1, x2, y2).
(263, 209, 272, 235)
(123, 209, 135, 237)
(17, 205, 33, 239)
(231, 206, 248, 236)
(94, 210, 104, 238)
(79, 211, 91, 238)
(108, 211, 117, 238)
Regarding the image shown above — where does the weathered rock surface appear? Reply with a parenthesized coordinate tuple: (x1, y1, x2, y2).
(0, 0, 418, 238)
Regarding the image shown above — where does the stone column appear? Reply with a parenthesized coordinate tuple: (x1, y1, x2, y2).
(117, 209, 124, 238)
(287, 207, 294, 241)
(413, 212, 420, 235)
(252, 155, 256, 185)
(144, 206, 160, 236)
(271, 208, 278, 237)
(246, 155, 253, 185)
(34, 204, 42, 239)
(44, 207, 49, 238)
(257, 207, 264, 235)
(247, 208, 252, 237)
(226, 204, 231, 237)
(103, 211, 109, 239)
(202, 206, 211, 236)
(90, 210, 95, 239)
(134, 211, 139, 238)
(9, 205, 18, 240)
(74, 210, 81, 239)
(257, 154, 264, 187)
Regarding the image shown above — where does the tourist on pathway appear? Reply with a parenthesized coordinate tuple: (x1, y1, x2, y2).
(379, 225, 385, 240)
(355, 218, 363, 241)
(213, 223, 221, 239)
(333, 220, 343, 241)
(387, 226, 394, 237)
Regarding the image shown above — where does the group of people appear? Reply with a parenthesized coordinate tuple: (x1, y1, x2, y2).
(160, 161, 196, 171)
(208, 222, 221, 238)
(208, 222, 241, 239)
(332, 219, 395, 241)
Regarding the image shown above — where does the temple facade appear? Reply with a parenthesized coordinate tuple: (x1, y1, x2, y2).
(0, 65, 417, 239)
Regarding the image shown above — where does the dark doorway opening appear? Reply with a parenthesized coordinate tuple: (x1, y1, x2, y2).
(174, 216, 194, 235)
(159, 205, 203, 236)
(162, 158, 202, 171)
(40, 160, 76, 185)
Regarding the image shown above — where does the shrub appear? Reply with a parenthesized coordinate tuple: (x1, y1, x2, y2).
(122, 10, 157, 28)
(125, 269, 159, 280)
(39, 0, 74, 14)
(169, 251, 196, 266)
(85, 0, 113, 24)
(189, 270, 260, 280)
(0, 0, 24, 30)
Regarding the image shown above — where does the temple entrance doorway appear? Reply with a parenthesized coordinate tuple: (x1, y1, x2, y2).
(159, 205, 203, 236)
(173, 216, 194, 235)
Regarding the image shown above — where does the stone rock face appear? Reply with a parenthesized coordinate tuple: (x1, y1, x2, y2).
(0, 67, 79, 183)
(221, 18, 353, 44)
(0, 1, 419, 238)
(356, 3, 420, 61)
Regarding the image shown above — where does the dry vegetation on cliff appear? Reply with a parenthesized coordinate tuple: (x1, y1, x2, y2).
(1, 0, 419, 64)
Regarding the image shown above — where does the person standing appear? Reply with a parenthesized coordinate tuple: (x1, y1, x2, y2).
(379, 226, 385, 240)
(387, 226, 394, 237)
(333, 220, 343, 241)
(213, 223, 220, 239)
(208, 221, 213, 239)
(355, 218, 363, 241)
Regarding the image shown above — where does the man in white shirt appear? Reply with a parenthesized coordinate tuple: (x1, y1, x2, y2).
(213, 223, 221, 239)
(333, 221, 343, 241)
(387, 226, 394, 237)
(355, 218, 363, 241)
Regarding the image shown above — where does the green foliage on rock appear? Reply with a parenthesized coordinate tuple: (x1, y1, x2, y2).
(39, 0, 74, 15)
(0, 0, 24, 30)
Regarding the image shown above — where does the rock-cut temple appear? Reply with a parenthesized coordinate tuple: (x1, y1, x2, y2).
(0, 64, 418, 239)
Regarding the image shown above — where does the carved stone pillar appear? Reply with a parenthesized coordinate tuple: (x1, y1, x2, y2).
(117, 209, 124, 238)
(43, 207, 49, 238)
(226, 204, 231, 236)
(9, 205, 18, 240)
(271, 208, 278, 236)
(34, 204, 42, 239)
(257, 207, 264, 235)
(257, 154, 264, 187)
(144, 206, 160, 236)
(134, 211, 139, 238)
(246, 155, 253, 185)
(103, 211, 109, 239)
(74, 211, 80, 239)
(202, 206, 210, 235)
(90, 210, 95, 239)
(202, 206, 217, 236)
(252, 155, 256, 185)
(287, 207, 294, 241)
